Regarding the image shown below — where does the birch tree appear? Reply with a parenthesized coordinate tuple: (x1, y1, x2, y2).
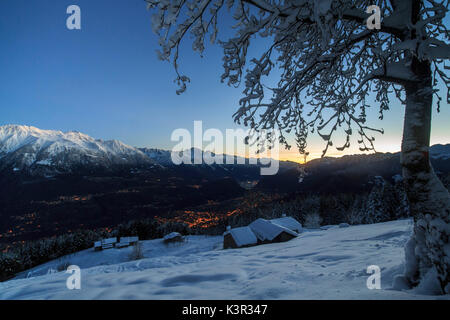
(146, 0, 450, 293)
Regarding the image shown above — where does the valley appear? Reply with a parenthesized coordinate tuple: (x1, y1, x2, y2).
(1, 125, 449, 256)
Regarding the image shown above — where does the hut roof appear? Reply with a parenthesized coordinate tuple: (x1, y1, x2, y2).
(102, 237, 117, 245)
(224, 226, 258, 247)
(163, 232, 182, 241)
(270, 217, 303, 233)
(120, 236, 139, 243)
(249, 219, 298, 242)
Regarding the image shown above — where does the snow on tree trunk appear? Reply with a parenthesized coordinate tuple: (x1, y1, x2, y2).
(401, 58, 450, 294)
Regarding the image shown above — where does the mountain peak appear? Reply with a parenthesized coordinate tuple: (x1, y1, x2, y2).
(0, 124, 154, 175)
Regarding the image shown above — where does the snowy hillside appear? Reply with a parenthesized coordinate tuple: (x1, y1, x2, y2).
(430, 144, 450, 160)
(139, 148, 173, 166)
(1, 219, 449, 300)
(0, 125, 153, 174)
(139, 147, 286, 168)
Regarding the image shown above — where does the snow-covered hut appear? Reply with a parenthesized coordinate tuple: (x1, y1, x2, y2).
(223, 226, 258, 249)
(101, 237, 117, 250)
(163, 232, 184, 243)
(94, 241, 102, 251)
(270, 216, 303, 234)
(116, 236, 139, 248)
(249, 219, 298, 244)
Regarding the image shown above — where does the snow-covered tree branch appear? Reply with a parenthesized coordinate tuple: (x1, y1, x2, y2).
(147, 0, 448, 154)
(146, 0, 450, 294)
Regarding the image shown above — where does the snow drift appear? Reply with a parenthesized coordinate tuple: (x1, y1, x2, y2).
(1, 219, 449, 300)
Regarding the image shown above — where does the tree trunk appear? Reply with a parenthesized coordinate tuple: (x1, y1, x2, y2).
(401, 58, 450, 294)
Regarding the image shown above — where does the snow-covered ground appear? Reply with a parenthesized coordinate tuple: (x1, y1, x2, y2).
(1, 219, 449, 300)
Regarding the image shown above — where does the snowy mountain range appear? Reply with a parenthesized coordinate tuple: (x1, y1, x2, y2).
(0, 125, 296, 177)
(0, 125, 154, 175)
(255, 144, 450, 194)
(139, 148, 174, 166)
(429, 144, 450, 160)
(1, 125, 449, 179)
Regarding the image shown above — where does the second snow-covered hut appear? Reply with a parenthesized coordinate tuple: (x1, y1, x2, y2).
(270, 216, 303, 234)
(249, 218, 298, 244)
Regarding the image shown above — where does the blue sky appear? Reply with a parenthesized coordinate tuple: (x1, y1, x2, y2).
(0, 0, 448, 162)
